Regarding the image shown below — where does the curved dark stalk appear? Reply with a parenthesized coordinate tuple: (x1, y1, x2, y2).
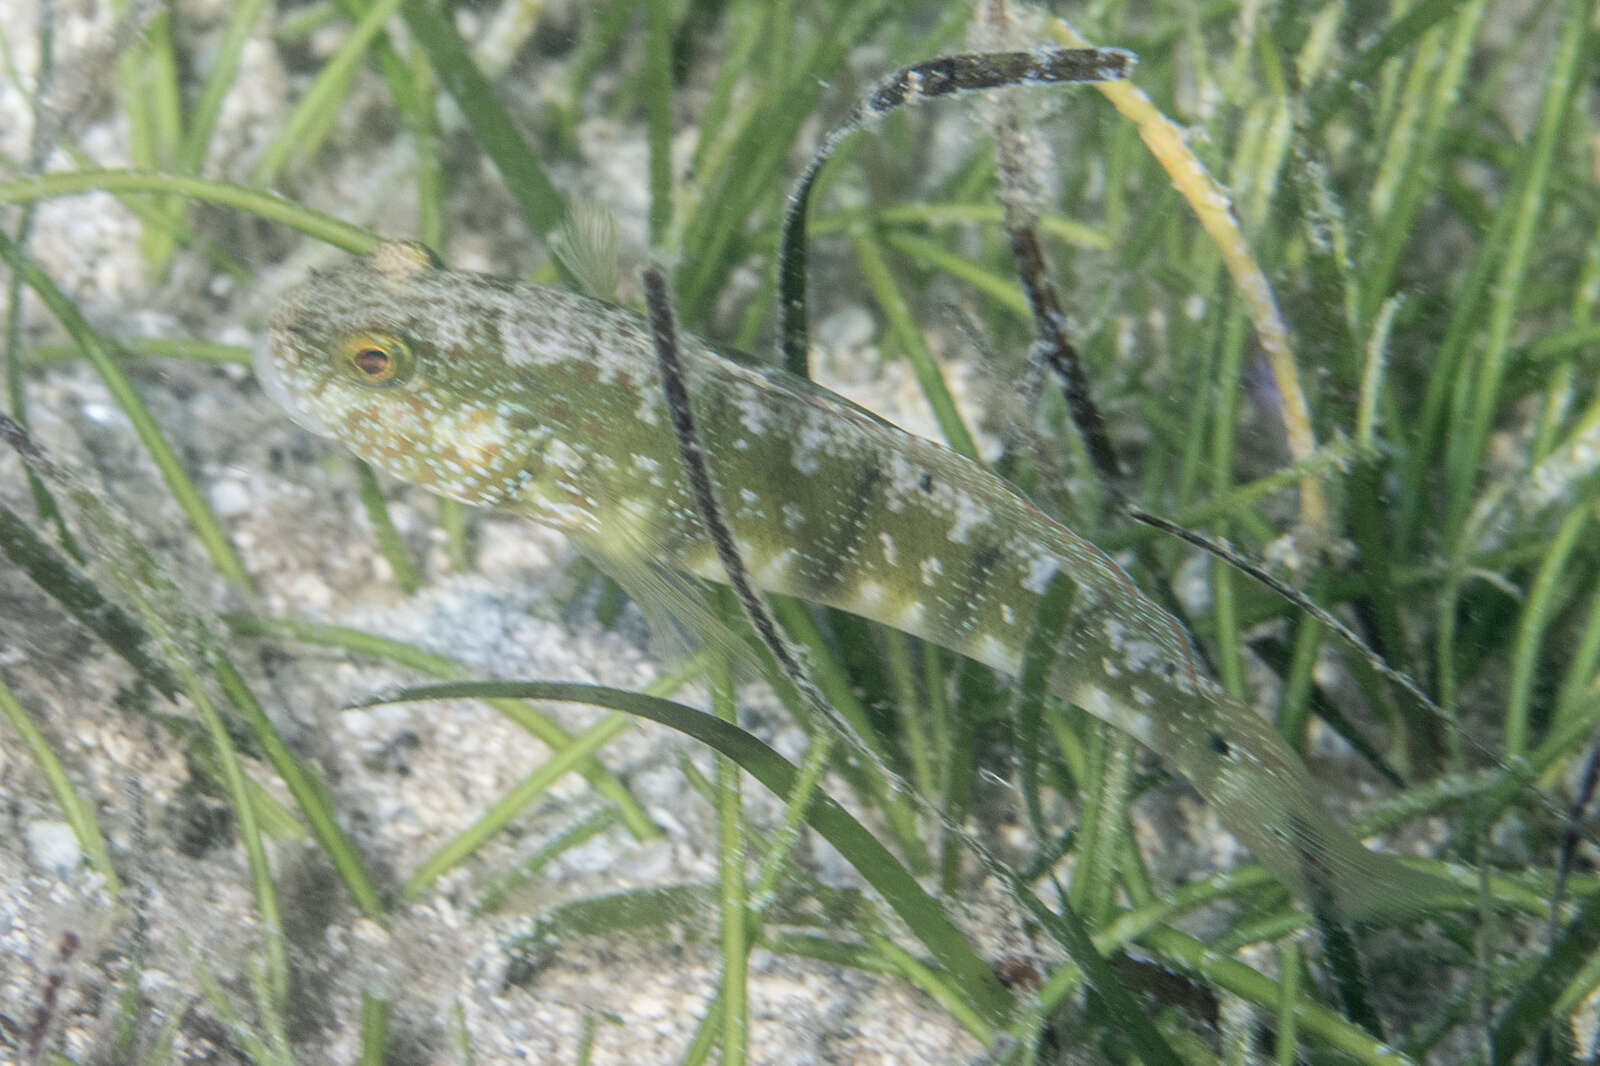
(775, 47, 1135, 378)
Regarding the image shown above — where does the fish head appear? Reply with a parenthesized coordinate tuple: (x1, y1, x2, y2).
(258, 241, 544, 509)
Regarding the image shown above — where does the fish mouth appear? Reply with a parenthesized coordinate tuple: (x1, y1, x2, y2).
(254, 330, 334, 439)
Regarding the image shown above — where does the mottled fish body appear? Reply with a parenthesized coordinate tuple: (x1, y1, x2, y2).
(260, 241, 1439, 916)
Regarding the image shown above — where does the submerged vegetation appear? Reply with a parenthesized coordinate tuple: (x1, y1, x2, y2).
(1, 0, 1598, 1062)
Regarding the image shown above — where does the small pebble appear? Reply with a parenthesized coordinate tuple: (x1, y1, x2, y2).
(210, 478, 252, 518)
(24, 821, 82, 877)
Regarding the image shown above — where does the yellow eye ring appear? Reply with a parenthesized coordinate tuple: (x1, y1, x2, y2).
(338, 331, 412, 386)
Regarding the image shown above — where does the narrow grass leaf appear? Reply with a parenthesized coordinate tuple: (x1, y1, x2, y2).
(252, 0, 408, 187)
(1141, 924, 1419, 1066)
(1015, 572, 1076, 838)
(211, 656, 387, 917)
(177, 655, 291, 1009)
(0, 498, 179, 699)
(883, 229, 1029, 316)
(400, 0, 567, 244)
(1, 416, 386, 916)
(0, 231, 253, 590)
(1005, 874, 1184, 1066)
(352, 458, 421, 595)
(178, 0, 272, 175)
(27, 338, 251, 367)
(643, 0, 674, 249)
(360, 988, 390, 1066)
(355, 678, 1014, 1026)
(0, 672, 121, 890)
(401, 714, 630, 900)
(475, 808, 621, 915)
(1505, 506, 1589, 757)
(1490, 885, 1600, 1065)
(768, 597, 929, 867)
(850, 228, 979, 459)
(224, 612, 658, 840)
(0, 170, 380, 251)
(1445, 0, 1592, 533)
(1050, 16, 1327, 534)
(711, 653, 749, 1066)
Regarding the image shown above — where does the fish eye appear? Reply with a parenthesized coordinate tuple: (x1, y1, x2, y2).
(338, 331, 412, 386)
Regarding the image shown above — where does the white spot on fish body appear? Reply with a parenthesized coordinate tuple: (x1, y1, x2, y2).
(732, 489, 764, 521)
(545, 439, 585, 475)
(435, 408, 511, 457)
(977, 634, 1012, 670)
(883, 454, 921, 512)
(854, 581, 887, 610)
(789, 418, 832, 477)
(1022, 555, 1060, 594)
(1102, 656, 1122, 679)
(531, 496, 596, 532)
(1073, 682, 1152, 745)
(633, 391, 662, 427)
(737, 391, 773, 436)
(879, 532, 897, 566)
(757, 548, 798, 586)
(504, 291, 662, 387)
(1123, 638, 1165, 674)
(920, 556, 944, 586)
(1116, 317, 1137, 360)
(791, 444, 821, 475)
(501, 305, 579, 369)
(616, 495, 654, 525)
(1000, 604, 1016, 625)
(782, 502, 807, 529)
(947, 491, 987, 544)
